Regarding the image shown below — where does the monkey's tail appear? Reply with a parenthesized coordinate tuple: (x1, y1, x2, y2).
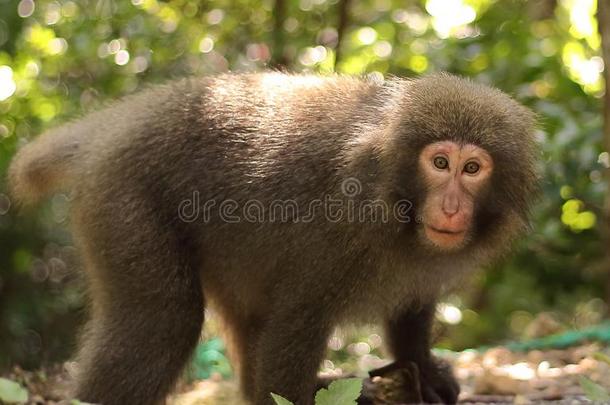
(8, 125, 83, 206)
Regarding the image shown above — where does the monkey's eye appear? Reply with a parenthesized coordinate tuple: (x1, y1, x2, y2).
(433, 156, 449, 170)
(464, 161, 480, 174)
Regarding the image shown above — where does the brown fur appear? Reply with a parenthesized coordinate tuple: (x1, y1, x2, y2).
(8, 72, 538, 405)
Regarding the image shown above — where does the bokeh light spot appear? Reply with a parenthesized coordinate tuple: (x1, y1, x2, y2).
(425, 0, 477, 38)
(0, 66, 17, 101)
(409, 55, 429, 73)
(115, 50, 130, 66)
(438, 303, 463, 325)
(18, 0, 35, 18)
(199, 37, 214, 54)
(356, 27, 377, 45)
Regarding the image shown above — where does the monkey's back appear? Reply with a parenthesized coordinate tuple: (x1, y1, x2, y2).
(64, 73, 426, 321)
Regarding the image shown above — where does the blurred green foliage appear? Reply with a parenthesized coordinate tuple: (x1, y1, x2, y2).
(0, 0, 608, 371)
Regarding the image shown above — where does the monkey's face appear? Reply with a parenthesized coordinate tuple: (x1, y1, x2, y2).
(418, 141, 494, 251)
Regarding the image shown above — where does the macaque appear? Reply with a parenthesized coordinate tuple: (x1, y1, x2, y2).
(8, 72, 538, 405)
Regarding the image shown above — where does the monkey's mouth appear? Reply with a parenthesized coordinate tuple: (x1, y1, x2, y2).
(423, 225, 467, 250)
(426, 225, 465, 235)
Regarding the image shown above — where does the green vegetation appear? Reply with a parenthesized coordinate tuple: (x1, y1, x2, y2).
(0, 378, 27, 404)
(579, 351, 610, 401)
(0, 0, 608, 372)
(272, 378, 362, 405)
(579, 375, 610, 402)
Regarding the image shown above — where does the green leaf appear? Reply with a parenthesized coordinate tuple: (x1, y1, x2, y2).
(579, 376, 610, 402)
(593, 352, 610, 366)
(314, 378, 362, 405)
(0, 378, 28, 404)
(271, 392, 294, 405)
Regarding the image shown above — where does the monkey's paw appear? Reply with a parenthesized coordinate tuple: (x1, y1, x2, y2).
(367, 357, 460, 404)
(417, 357, 460, 404)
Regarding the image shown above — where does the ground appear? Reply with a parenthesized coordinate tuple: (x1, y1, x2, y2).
(2, 342, 609, 404)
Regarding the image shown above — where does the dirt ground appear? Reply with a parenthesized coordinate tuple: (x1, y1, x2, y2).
(2, 343, 609, 404)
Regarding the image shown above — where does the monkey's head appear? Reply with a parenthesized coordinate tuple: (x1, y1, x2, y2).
(383, 73, 539, 254)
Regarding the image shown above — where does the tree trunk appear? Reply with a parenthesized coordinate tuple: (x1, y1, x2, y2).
(335, 0, 352, 68)
(271, 0, 287, 69)
(527, 0, 557, 21)
(596, 0, 610, 308)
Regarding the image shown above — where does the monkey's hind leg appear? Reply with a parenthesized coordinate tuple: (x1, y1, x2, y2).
(72, 203, 204, 405)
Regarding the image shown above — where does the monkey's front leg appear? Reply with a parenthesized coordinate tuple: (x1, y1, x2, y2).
(376, 303, 460, 404)
(253, 302, 334, 405)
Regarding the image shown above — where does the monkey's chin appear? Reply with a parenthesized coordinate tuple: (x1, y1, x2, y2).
(423, 225, 467, 251)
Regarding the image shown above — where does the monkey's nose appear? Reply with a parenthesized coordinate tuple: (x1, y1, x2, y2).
(443, 209, 458, 218)
(442, 199, 459, 217)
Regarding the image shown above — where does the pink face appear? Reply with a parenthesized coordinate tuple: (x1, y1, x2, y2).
(418, 141, 494, 251)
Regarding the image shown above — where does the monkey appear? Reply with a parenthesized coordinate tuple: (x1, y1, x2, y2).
(8, 72, 538, 405)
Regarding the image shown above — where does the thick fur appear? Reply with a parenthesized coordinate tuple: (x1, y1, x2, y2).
(8, 73, 538, 405)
